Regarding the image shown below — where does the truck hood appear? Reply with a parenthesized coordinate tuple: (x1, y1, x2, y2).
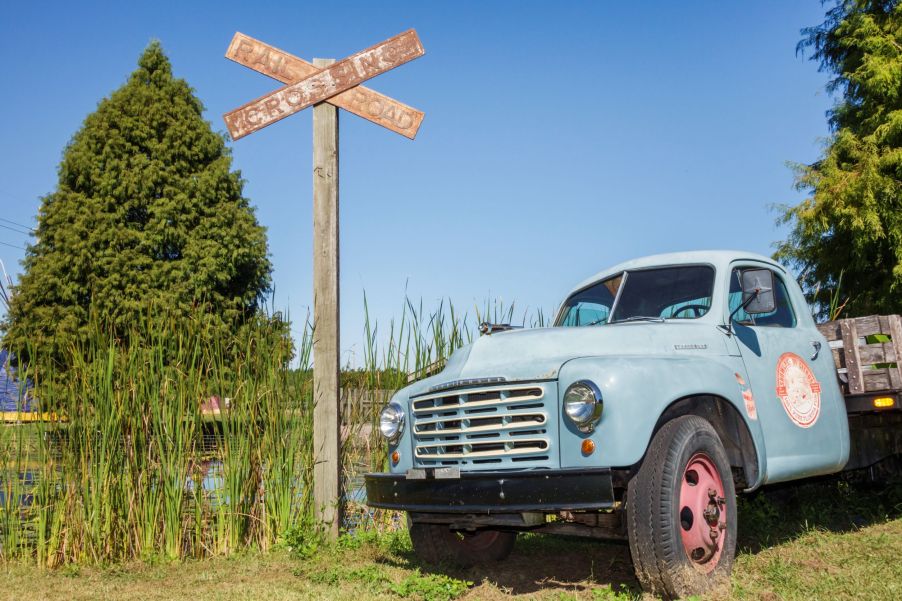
(428, 322, 731, 385)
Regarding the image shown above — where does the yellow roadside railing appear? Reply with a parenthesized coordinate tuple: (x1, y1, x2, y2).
(1, 411, 66, 423)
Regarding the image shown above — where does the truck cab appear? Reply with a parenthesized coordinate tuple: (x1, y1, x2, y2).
(365, 250, 894, 599)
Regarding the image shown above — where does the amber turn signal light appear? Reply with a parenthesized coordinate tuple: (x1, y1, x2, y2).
(581, 439, 595, 456)
(391, 451, 400, 464)
(874, 397, 895, 409)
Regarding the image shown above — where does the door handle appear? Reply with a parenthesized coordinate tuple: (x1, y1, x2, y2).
(811, 340, 822, 360)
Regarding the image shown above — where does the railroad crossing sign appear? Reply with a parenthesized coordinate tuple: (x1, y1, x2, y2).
(224, 30, 424, 139)
(222, 30, 425, 538)
(225, 32, 424, 139)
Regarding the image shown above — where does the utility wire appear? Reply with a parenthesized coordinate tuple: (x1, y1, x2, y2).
(0, 217, 34, 232)
(0, 188, 38, 232)
(0, 216, 35, 232)
(0, 223, 32, 236)
(0, 241, 26, 251)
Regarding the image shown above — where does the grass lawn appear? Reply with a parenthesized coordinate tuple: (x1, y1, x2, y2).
(3, 475, 900, 600)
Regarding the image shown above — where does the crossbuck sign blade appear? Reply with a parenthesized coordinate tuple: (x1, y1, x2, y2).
(226, 33, 424, 139)
(223, 29, 424, 139)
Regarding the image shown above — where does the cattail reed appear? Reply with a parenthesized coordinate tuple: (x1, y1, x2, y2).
(0, 297, 542, 564)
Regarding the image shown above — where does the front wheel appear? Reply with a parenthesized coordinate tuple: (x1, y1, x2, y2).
(627, 415, 737, 599)
(408, 520, 516, 568)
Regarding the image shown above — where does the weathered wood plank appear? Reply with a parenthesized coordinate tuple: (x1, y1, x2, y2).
(889, 365, 902, 391)
(850, 315, 882, 338)
(816, 321, 841, 342)
(888, 315, 902, 389)
(858, 343, 897, 365)
(831, 347, 844, 370)
(224, 30, 424, 139)
(879, 315, 892, 336)
(840, 318, 865, 394)
(225, 32, 424, 139)
(863, 369, 891, 392)
(312, 58, 341, 540)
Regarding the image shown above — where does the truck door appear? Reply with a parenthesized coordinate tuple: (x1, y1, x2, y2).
(727, 263, 848, 483)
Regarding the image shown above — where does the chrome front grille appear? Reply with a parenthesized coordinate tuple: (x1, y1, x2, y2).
(410, 382, 555, 468)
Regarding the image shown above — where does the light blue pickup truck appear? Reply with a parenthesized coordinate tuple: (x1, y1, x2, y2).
(365, 250, 902, 598)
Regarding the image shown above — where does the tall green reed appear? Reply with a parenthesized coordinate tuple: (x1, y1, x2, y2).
(345, 296, 546, 531)
(1, 295, 546, 564)
(1, 305, 312, 565)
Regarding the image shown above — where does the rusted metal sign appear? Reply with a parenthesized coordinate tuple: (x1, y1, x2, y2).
(226, 33, 424, 140)
(224, 29, 424, 140)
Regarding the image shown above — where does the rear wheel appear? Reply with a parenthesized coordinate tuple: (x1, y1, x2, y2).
(408, 519, 516, 567)
(627, 415, 737, 599)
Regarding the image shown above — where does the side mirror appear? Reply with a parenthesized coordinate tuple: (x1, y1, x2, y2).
(741, 269, 776, 314)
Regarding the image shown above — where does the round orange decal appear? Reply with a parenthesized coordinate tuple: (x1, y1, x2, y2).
(775, 352, 822, 428)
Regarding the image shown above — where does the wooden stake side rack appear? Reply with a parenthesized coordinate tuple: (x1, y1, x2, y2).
(816, 314, 902, 395)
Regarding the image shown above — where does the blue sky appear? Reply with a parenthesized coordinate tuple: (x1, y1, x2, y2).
(0, 1, 835, 364)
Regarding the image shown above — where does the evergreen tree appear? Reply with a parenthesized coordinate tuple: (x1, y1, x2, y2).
(2, 42, 275, 361)
(776, 1, 902, 318)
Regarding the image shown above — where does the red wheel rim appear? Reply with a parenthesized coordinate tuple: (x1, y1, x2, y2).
(678, 452, 727, 573)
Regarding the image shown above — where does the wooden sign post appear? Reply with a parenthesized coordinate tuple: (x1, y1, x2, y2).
(312, 57, 341, 537)
(223, 32, 424, 539)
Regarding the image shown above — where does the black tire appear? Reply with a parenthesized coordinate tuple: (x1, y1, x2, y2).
(408, 519, 516, 568)
(626, 415, 737, 599)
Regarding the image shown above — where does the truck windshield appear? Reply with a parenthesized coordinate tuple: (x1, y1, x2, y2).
(556, 265, 715, 326)
(557, 274, 623, 326)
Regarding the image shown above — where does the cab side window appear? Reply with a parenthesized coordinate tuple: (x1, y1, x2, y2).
(728, 268, 796, 328)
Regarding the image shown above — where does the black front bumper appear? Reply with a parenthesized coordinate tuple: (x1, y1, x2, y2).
(365, 467, 614, 513)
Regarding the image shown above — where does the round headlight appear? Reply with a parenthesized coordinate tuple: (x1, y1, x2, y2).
(379, 402, 405, 442)
(563, 381, 603, 431)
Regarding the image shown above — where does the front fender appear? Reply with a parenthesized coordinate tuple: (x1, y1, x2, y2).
(557, 355, 767, 484)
